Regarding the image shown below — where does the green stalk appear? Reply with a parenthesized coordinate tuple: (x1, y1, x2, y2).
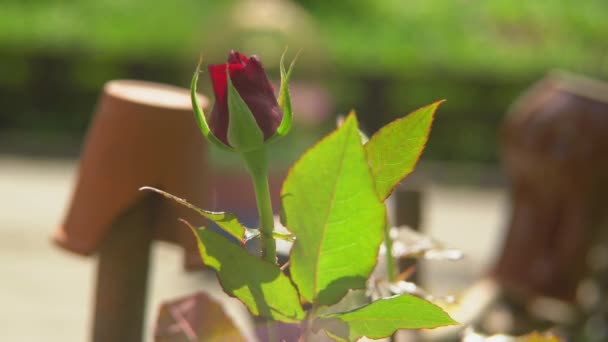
(242, 148, 279, 342)
(242, 148, 277, 264)
(384, 220, 397, 342)
(384, 220, 397, 282)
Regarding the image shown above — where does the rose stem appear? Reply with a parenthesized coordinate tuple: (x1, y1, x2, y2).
(384, 220, 398, 342)
(242, 148, 277, 264)
(384, 220, 397, 282)
(242, 148, 279, 342)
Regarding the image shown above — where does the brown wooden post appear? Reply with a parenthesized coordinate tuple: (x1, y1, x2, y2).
(53, 80, 210, 341)
(394, 186, 422, 231)
(393, 184, 423, 283)
(93, 196, 156, 342)
(358, 75, 392, 135)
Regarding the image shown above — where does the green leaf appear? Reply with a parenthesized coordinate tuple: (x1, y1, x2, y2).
(140, 186, 245, 241)
(190, 58, 233, 152)
(364, 100, 443, 200)
(314, 289, 370, 317)
(282, 114, 386, 306)
(190, 226, 306, 322)
(314, 294, 457, 341)
(226, 68, 265, 151)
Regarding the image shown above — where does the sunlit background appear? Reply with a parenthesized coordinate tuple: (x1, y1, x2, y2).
(1, 1, 607, 341)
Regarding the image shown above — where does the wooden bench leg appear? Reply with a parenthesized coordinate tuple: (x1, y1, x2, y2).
(92, 196, 156, 342)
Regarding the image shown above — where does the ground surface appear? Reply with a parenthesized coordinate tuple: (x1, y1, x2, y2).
(0, 155, 507, 341)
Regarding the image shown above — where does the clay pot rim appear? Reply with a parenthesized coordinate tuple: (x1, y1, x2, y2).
(104, 79, 209, 110)
(506, 70, 608, 121)
(544, 70, 608, 104)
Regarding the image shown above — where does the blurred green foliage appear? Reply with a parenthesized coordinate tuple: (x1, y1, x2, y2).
(1, 0, 607, 162)
(0, 0, 219, 59)
(300, 0, 608, 77)
(4, 0, 606, 76)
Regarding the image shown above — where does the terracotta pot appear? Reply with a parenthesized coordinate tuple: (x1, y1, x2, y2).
(494, 71, 608, 302)
(54, 79, 211, 269)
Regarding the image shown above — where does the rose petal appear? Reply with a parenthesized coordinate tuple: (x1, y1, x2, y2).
(207, 51, 284, 146)
(228, 50, 249, 66)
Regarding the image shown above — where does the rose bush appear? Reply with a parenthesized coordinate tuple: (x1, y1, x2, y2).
(147, 50, 456, 341)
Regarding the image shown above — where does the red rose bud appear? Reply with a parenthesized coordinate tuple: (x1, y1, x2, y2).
(207, 51, 283, 147)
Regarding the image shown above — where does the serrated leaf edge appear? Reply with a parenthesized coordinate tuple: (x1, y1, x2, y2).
(364, 100, 444, 200)
(281, 113, 386, 305)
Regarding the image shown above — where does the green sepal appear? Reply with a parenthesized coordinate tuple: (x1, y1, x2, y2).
(190, 58, 234, 152)
(267, 50, 297, 144)
(226, 67, 265, 152)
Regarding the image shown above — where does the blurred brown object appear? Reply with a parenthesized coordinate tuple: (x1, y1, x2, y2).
(155, 292, 245, 342)
(53, 80, 210, 341)
(494, 71, 608, 303)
